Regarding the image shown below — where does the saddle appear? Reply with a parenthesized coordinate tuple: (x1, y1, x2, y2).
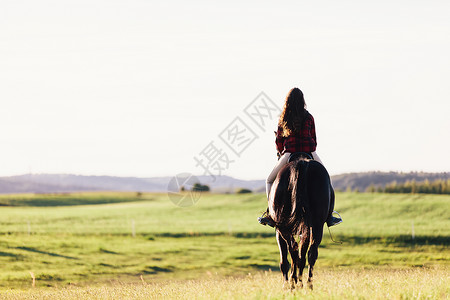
(288, 152, 313, 163)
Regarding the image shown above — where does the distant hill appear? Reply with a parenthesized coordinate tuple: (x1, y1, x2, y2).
(0, 174, 162, 194)
(331, 171, 450, 192)
(0, 174, 265, 194)
(0, 172, 448, 194)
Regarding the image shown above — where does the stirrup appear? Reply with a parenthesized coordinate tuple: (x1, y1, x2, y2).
(327, 211, 343, 227)
(333, 210, 342, 220)
(258, 216, 275, 227)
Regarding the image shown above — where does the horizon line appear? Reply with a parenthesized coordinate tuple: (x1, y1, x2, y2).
(0, 170, 448, 181)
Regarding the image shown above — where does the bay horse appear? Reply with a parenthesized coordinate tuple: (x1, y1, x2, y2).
(268, 153, 335, 289)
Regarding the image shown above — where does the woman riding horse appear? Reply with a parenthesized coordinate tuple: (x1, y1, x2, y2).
(258, 87, 342, 227)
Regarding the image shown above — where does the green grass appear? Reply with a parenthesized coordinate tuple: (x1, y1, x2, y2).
(0, 192, 448, 293)
(1, 268, 449, 299)
(0, 192, 150, 207)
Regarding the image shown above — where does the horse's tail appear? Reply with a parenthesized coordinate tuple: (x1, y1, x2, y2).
(285, 159, 310, 234)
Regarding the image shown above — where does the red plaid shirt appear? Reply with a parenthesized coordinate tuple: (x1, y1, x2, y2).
(275, 112, 317, 155)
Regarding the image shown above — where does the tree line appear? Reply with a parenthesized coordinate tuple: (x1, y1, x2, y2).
(366, 179, 450, 194)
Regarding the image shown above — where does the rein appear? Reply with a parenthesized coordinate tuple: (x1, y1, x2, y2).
(327, 226, 343, 244)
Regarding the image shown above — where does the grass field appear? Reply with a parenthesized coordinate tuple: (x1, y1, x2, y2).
(2, 268, 449, 299)
(0, 192, 449, 298)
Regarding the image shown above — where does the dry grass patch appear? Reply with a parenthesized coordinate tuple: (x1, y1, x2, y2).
(2, 267, 448, 299)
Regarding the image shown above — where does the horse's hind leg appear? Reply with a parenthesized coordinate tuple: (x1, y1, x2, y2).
(307, 225, 324, 290)
(276, 230, 289, 282)
(298, 226, 310, 288)
(287, 235, 299, 288)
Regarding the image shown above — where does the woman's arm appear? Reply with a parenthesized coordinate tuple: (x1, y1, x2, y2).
(275, 126, 285, 154)
(310, 115, 317, 146)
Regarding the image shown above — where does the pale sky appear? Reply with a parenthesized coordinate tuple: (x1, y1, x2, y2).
(1, 0, 449, 180)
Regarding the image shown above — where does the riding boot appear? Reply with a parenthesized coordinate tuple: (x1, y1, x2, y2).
(258, 183, 276, 227)
(258, 211, 275, 227)
(326, 211, 343, 227)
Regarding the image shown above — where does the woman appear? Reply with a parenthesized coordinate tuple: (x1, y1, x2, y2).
(258, 87, 342, 227)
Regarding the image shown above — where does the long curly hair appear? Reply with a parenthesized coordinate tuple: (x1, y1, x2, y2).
(278, 87, 307, 137)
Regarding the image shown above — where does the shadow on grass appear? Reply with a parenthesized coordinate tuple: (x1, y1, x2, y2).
(145, 232, 448, 247)
(16, 246, 79, 260)
(0, 251, 23, 259)
(234, 255, 251, 260)
(99, 248, 120, 254)
(248, 263, 276, 271)
(0, 196, 154, 207)
(98, 263, 118, 268)
(147, 232, 275, 239)
(338, 235, 450, 247)
(142, 265, 174, 274)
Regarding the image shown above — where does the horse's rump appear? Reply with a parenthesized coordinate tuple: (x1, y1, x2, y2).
(269, 158, 331, 233)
